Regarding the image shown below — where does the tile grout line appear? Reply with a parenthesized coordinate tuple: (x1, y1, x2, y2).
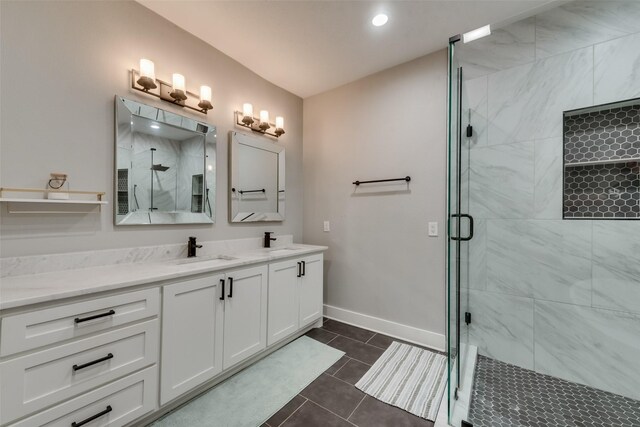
(302, 396, 359, 427)
(328, 356, 352, 377)
(364, 333, 376, 345)
(276, 397, 308, 427)
(346, 395, 367, 423)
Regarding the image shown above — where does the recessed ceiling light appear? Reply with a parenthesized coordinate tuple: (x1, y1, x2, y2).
(372, 14, 388, 27)
(150, 124, 160, 129)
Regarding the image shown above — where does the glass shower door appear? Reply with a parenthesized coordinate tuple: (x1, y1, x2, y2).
(447, 39, 473, 425)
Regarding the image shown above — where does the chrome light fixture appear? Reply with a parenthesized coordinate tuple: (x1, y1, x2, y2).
(131, 59, 213, 114)
(235, 104, 285, 139)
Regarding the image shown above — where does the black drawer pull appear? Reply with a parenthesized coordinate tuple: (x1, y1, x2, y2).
(228, 277, 234, 298)
(73, 353, 113, 371)
(71, 405, 112, 427)
(301, 261, 306, 276)
(74, 310, 115, 324)
(297, 262, 302, 278)
(220, 279, 225, 300)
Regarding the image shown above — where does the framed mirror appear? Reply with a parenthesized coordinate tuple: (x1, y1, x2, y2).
(114, 96, 216, 225)
(229, 131, 285, 222)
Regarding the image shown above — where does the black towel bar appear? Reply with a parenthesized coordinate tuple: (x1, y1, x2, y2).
(353, 176, 411, 186)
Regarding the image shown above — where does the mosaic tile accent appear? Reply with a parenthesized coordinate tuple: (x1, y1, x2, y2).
(564, 104, 640, 164)
(564, 162, 640, 218)
(469, 355, 640, 427)
(563, 100, 640, 219)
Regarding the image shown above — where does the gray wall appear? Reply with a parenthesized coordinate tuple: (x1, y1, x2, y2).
(0, 1, 303, 257)
(459, 0, 640, 400)
(303, 51, 448, 340)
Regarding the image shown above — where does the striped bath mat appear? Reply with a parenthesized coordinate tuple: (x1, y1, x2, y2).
(355, 341, 447, 421)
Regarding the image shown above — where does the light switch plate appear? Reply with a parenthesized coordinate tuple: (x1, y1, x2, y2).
(428, 222, 438, 237)
(323, 221, 330, 232)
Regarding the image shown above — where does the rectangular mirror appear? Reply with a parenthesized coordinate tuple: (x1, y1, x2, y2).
(229, 131, 285, 222)
(115, 96, 216, 225)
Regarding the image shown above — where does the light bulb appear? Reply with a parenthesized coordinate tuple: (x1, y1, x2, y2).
(259, 110, 270, 131)
(140, 59, 155, 80)
(243, 103, 253, 118)
(200, 86, 211, 103)
(198, 85, 213, 111)
(172, 74, 185, 92)
(241, 103, 254, 125)
(136, 58, 157, 90)
(274, 116, 285, 137)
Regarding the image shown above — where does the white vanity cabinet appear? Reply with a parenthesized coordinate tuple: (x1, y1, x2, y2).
(0, 246, 324, 426)
(160, 274, 225, 405)
(160, 264, 268, 403)
(221, 265, 268, 370)
(0, 288, 160, 426)
(268, 254, 324, 346)
(298, 254, 324, 327)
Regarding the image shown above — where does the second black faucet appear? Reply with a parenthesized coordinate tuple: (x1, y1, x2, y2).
(264, 232, 276, 248)
(187, 236, 203, 257)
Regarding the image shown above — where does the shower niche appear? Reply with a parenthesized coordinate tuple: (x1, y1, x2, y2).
(563, 98, 640, 219)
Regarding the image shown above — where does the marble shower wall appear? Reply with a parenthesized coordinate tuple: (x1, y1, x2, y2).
(460, 1, 640, 401)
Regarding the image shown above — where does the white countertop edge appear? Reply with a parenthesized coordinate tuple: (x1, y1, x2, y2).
(0, 244, 327, 311)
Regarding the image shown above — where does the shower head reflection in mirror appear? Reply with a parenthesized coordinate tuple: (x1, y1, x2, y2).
(114, 96, 217, 225)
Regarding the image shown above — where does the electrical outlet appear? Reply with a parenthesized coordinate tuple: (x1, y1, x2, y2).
(428, 222, 438, 237)
(323, 221, 330, 232)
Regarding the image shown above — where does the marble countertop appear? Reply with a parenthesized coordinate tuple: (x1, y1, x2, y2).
(0, 244, 327, 311)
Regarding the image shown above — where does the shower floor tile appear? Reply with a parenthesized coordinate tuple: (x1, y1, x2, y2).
(468, 355, 640, 427)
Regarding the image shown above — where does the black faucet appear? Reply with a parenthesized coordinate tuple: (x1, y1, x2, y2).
(187, 236, 203, 257)
(264, 232, 276, 248)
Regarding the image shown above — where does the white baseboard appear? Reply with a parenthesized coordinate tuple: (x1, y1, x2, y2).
(323, 304, 446, 352)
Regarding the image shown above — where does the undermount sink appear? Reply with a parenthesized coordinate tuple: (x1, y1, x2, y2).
(170, 255, 238, 265)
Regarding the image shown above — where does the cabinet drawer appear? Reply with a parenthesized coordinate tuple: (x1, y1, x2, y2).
(9, 366, 158, 427)
(1, 288, 160, 357)
(0, 319, 159, 425)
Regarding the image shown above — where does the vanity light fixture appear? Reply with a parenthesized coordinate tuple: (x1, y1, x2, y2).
(130, 59, 213, 114)
(235, 104, 286, 138)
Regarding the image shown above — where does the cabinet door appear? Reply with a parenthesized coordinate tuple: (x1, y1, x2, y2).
(161, 274, 224, 405)
(299, 254, 324, 327)
(267, 259, 300, 346)
(223, 265, 268, 370)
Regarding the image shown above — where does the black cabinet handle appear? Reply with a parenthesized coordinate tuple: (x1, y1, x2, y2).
(301, 261, 306, 276)
(220, 279, 225, 301)
(228, 277, 233, 298)
(72, 353, 113, 371)
(451, 214, 474, 241)
(297, 262, 302, 278)
(74, 310, 115, 324)
(71, 405, 112, 427)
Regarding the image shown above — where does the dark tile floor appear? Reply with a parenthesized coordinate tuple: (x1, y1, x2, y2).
(262, 318, 436, 427)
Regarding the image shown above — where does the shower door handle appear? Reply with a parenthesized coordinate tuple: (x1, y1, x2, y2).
(451, 214, 474, 241)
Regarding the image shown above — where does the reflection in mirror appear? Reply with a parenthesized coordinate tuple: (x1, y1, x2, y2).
(229, 131, 284, 222)
(115, 96, 216, 225)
